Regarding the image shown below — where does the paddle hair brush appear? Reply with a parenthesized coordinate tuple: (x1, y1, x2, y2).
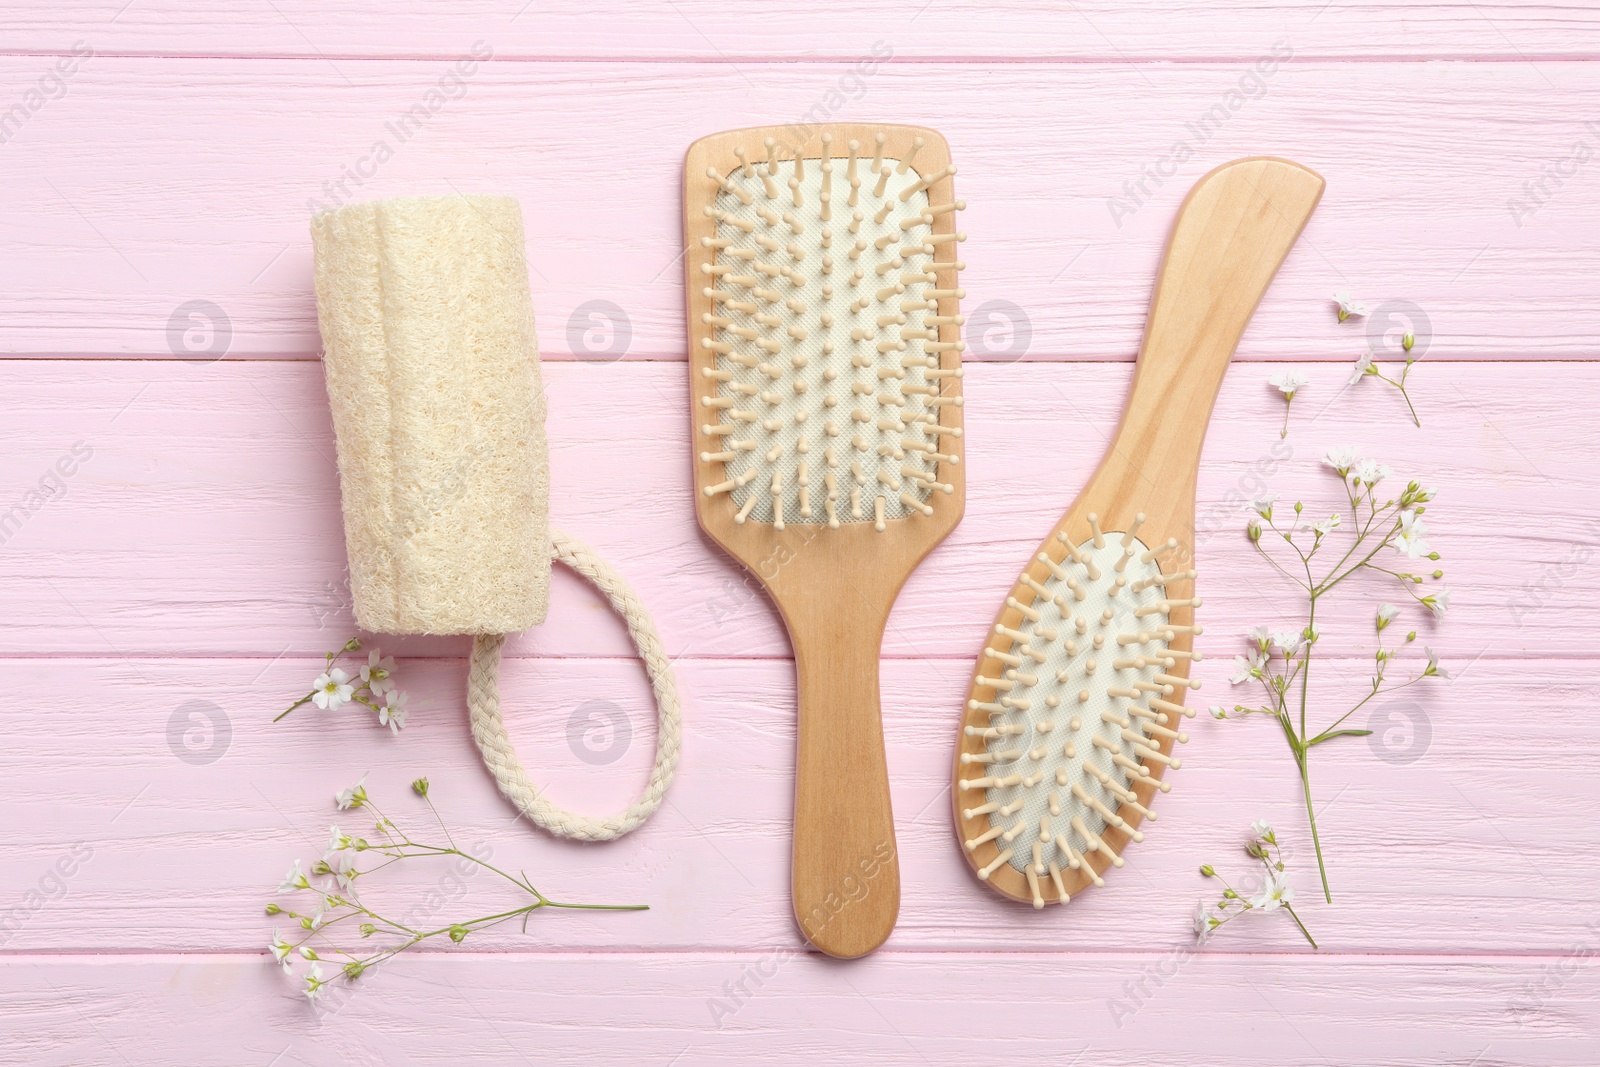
(952, 157, 1323, 906)
(686, 124, 968, 955)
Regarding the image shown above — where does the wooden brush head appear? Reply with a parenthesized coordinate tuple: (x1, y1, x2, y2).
(684, 124, 966, 600)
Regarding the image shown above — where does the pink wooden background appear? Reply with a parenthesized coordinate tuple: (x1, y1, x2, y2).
(3, 3, 1597, 1063)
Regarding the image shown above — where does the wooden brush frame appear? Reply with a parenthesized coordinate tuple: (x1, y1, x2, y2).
(685, 124, 966, 956)
(951, 157, 1325, 906)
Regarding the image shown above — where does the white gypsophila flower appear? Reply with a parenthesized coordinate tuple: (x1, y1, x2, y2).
(379, 690, 409, 734)
(1376, 603, 1400, 630)
(270, 929, 294, 973)
(1247, 493, 1279, 519)
(1230, 651, 1265, 684)
(324, 826, 350, 861)
(1313, 514, 1341, 536)
(1424, 586, 1452, 619)
(1425, 645, 1450, 679)
(329, 852, 356, 890)
(1333, 291, 1368, 320)
(306, 893, 333, 931)
(1194, 902, 1215, 945)
(1323, 445, 1359, 476)
(1352, 459, 1391, 487)
(304, 962, 327, 1001)
(1396, 509, 1431, 558)
(1209, 705, 1228, 719)
(361, 650, 397, 697)
(1349, 349, 1375, 384)
(335, 774, 368, 811)
(1248, 625, 1272, 650)
(1251, 869, 1294, 911)
(1269, 369, 1308, 399)
(311, 668, 355, 711)
(1251, 818, 1274, 839)
(1271, 630, 1303, 656)
(278, 859, 309, 895)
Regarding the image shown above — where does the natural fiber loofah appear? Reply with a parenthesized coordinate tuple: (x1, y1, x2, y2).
(311, 195, 549, 635)
(310, 193, 680, 842)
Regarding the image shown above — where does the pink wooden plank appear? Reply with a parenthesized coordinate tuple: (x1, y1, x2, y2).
(4, 952, 1596, 1066)
(0, 359, 1588, 660)
(4, 1, 1598, 60)
(0, 58, 1596, 359)
(0, 654, 1590, 953)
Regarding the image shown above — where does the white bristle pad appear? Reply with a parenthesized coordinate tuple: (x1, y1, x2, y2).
(701, 150, 956, 528)
(962, 532, 1194, 877)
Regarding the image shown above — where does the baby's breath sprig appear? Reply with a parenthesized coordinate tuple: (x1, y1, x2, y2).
(1349, 345, 1423, 427)
(276, 637, 410, 733)
(267, 776, 647, 1002)
(1333, 290, 1424, 426)
(1268, 370, 1309, 439)
(1212, 447, 1450, 902)
(1195, 820, 1316, 949)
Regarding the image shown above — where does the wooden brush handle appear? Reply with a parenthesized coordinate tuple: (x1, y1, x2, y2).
(789, 596, 900, 959)
(1108, 157, 1325, 496)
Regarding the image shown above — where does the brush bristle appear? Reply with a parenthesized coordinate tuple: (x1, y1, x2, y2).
(697, 132, 965, 530)
(959, 516, 1202, 895)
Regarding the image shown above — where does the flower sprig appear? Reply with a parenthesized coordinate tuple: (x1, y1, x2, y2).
(1213, 447, 1450, 902)
(276, 637, 409, 733)
(1334, 290, 1425, 427)
(1350, 344, 1423, 427)
(1195, 820, 1316, 949)
(267, 776, 647, 1002)
(1268, 369, 1308, 439)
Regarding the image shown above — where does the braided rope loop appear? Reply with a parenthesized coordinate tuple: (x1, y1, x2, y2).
(467, 529, 682, 841)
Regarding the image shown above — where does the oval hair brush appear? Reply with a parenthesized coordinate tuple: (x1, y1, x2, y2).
(952, 157, 1324, 907)
(686, 124, 967, 956)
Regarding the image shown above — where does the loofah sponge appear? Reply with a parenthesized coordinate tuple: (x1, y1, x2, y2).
(311, 194, 550, 635)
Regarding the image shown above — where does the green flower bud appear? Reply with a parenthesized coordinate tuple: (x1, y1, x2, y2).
(1428, 551, 1440, 561)
(360, 923, 376, 937)
(1293, 501, 1303, 514)
(300, 917, 313, 930)
(1402, 332, 1415, 353)
(1247, 520, 1262, 543)
(344, 960, 366, 979)
(1433, 570, 1443, 579)
(1200, 864, 1216, 877)
(1406, 631, 1417, 642)
(449, 924, 469, 944)
(265, 903, 281, 915)
(344, 637, 362, 652)
(412, 777, 429, 797)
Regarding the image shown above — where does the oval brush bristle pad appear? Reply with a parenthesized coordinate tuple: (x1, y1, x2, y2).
(959, 515, 1201, 907)
(698, 131, 965, 530)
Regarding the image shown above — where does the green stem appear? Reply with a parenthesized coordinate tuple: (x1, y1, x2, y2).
(275, 692, 315, 722)
(1298, 748, 1332, 904)
(1284, 903, 1318, 949)
(1394, 381, 1421, 427)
